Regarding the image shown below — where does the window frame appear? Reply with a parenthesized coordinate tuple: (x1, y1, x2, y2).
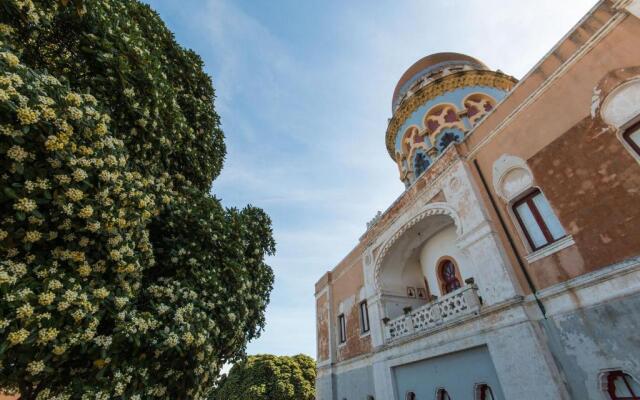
(337, 313, 346, 344)
(359, 300, 370, 334)
(605, 370, 640, 400)
(622, 119, 640, 158)
(512, 189, 565, 251)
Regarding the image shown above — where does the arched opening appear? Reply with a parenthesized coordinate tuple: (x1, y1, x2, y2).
(405, 391, 416, 400)
(376, 206, 466, 320)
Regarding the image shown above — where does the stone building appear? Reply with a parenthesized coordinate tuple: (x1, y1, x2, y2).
(314, 1, 640, 399)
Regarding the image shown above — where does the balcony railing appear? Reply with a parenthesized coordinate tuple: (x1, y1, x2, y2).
(384, 284, 481, 343)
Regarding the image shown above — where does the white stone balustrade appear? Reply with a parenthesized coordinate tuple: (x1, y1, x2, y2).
(384, 284, 481, 343)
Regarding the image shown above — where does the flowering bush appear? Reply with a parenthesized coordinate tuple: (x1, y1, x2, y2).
(212, 354, 316, 400)
(0, 1, 275, 399)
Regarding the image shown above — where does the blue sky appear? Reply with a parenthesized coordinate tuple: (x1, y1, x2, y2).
(145, 0, 597, 358)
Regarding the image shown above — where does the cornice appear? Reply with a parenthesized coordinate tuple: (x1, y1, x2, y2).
(385, 70, 517, 159)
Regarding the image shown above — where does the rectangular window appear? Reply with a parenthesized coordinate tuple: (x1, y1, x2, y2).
(338, 314, 346, 343)
(624, 121, 640, 156)
(359, 301, 370, 334)
(513, 190, 566, 251)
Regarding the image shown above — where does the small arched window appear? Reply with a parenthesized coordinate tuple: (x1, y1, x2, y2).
(438, 259, 461, 295)
(604, 370, 640, 399)
(405, 391, 416, 400)
(475, 384, 495, 400)
(436, 388, 451, 400)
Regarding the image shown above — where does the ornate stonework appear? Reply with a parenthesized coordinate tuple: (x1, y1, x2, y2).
(386, 70, 517, 158)
(372, 202, 463, 291)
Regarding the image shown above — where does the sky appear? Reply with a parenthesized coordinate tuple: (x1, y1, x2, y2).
(144, 0, 597, 358)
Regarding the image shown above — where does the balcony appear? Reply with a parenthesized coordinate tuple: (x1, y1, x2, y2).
(383, 284, 482, 343)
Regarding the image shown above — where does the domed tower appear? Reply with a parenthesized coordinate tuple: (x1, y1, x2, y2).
(387, 52, 517, 187)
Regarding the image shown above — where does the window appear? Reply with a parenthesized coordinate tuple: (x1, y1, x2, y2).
(476, 384, 494, 400)
(623, 120, 640, 157)
(359, 301, 370, 334)
(338, 314, 346, 344)
(605, 370, 640, 399)
(438, 259, 461, 295)
(405, 392, 416, 400)
(414, 152, 430, 177)
(513, 189, 566, 251)
(436, 388, 451, 400)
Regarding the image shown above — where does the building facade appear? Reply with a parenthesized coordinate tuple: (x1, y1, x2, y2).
(315, 1, 640, 399)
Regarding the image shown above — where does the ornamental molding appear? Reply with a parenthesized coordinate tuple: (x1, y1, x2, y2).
(386, 70, 517, 159)
(373, 202, 462, 291)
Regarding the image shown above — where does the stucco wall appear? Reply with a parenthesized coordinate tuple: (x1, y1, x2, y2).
(527, 116, 640, 287)
(542, 293, 640, 400)
(334, 366, 375, 400)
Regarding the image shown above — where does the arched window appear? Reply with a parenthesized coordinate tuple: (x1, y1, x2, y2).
(414, 152, 430, 177)
(436, 388, 451, 400)
(405, 391, 416, 400)
(475, 384, 494, 400)
(604, 370, 640, 399)
(435, 129, 464, 151)
(438, 259, 461, 295)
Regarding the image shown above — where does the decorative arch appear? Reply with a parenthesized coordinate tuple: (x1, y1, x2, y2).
(411, 149, 431, 178)
(600, 77, 640, 129)
(464, 92, 496, 126)
(401, 126, 421, 156)
(592, 66, 640, 126)
(434, 128, 465, 152)
(373, 203, 463, 291)
(491, 154, 534, 201)
(424, 103, 465, 141)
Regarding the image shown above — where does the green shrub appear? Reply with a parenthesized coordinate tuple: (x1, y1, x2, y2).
(212, 355, 316, 400)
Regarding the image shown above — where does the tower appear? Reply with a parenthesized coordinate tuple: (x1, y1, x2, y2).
(387, 52, 517, 187)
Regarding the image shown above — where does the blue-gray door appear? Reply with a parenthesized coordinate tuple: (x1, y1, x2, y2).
(393, 346, 504, 400)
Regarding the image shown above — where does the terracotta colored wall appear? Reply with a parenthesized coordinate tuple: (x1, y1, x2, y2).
(316, 291, 330, 362)
(330, 250, 372, 362)
(465, 9, 640, 289)
(528, 116, 640, 286)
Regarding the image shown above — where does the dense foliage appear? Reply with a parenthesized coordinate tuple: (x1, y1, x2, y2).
(0, 1, 275, 399)
(212, 355, 316, 400)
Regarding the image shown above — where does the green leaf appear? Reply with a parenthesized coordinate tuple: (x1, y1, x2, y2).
(3, 187, 17, 199)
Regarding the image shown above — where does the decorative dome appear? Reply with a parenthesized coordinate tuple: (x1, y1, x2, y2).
(392, 52, 488, 112)
(386, 52, 517, 188)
